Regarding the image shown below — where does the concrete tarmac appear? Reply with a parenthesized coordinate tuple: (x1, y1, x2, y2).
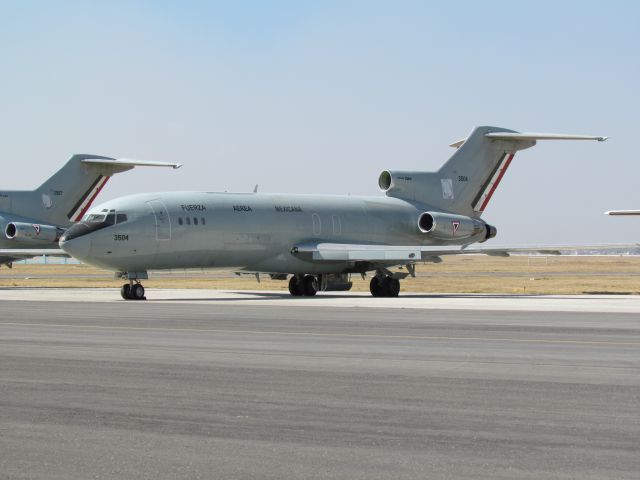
(1, 291, 639, 479)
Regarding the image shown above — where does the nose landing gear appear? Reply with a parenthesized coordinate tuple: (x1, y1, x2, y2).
(117, 271, 148, 300)
(120, 281, 146, 300)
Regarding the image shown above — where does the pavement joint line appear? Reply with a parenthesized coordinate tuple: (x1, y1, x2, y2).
(1, 322, 638, 347)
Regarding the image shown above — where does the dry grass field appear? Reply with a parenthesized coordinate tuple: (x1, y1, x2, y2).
(2, 255, 640, 294)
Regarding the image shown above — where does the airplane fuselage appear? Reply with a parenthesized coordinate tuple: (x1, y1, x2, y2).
(60, 191, 486, 274)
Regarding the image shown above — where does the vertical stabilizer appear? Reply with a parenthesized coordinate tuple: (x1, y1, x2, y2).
(3, 154, 181, 226)
(379, 126, 605, 217)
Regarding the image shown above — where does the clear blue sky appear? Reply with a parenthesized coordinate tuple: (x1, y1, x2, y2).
(1, 1, 638, 243)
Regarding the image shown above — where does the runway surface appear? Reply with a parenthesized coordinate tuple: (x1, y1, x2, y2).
(1, 291, 639, 479)
(2, 287, 640, 312)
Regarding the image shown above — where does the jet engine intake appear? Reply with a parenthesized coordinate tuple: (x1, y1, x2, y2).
(418, 212, 495, 242)
(5, 222, 64, 243)
(377, 169, 424, 200)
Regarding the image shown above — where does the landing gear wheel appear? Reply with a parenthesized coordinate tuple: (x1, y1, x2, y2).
(131, 283, 146, 300)
(370, 276, 400, 297)
(302, 275, 318, 296)
(388, 278, 400, 297)
(121, 284, 131, 300)
(370, 277, 383, 297)
(288, 276, 304, 296)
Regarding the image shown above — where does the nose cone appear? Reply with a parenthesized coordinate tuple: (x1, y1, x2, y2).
(59, 235, 91, 262)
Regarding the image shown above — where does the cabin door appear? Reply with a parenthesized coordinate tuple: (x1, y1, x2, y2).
(147, 199, 171, 241)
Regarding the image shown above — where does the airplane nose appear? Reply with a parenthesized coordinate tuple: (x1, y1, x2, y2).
(59, 235, 91, 261)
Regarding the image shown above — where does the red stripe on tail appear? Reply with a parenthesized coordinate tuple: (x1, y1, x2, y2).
(72, 176, 111, 221)
(478, 153, 514, 212)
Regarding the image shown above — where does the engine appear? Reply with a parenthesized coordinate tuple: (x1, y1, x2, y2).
(418, 212, 497, 243)
(378, 170, 423, 200)
(5, 222, 64, 244)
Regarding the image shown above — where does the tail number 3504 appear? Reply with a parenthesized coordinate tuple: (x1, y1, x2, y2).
(113, 234, 129, 241)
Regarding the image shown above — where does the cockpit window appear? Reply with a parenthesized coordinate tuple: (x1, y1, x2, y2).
(64, 209, 126, 242)
(85, 214, 106, 223)
(83, 212, 127, 224)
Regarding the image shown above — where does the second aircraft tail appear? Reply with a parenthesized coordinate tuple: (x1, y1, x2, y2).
(4, 155, 182, 226)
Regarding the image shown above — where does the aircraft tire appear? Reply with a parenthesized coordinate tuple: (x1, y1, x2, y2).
(378, 276, 392, 297)
(131, 283, 146, 300)
(302, 275, 318, 296)
(370, 277, 383, 297)
(288, 276, 304, 296)
(121, 284, 131, 300)
(388, 277, 400, 297)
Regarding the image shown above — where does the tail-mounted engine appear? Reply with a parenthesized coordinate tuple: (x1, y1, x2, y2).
(418, 212, 497, 243)
(378, 170, 423, 200)
(5, 222, 64, 244)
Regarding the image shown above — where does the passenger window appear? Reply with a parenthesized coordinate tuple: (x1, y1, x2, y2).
(186, 217, 191, 225)
(178, 217, 183, 226)
(201, 217, 206, 225)
(194, 217, 198, 225)
(116, 214, 127, 224)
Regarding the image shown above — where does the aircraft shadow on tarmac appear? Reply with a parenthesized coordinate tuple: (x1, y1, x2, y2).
(153, 291, 557, 302)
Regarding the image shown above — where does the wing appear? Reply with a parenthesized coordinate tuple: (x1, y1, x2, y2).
(0, 249, 69, 266)
(291, 242, 640, 264)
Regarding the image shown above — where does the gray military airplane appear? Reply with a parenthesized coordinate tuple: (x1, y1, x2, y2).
(59, 126, 606, 300)
(0, 154, 181, 266)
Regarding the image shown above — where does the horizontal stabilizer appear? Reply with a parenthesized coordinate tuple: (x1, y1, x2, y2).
(605, 210, 640, 216)
(485, 132, 607, 142)
(81, 158, 182, 169)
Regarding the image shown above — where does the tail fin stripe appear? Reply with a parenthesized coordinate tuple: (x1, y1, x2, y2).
(68, 175, 111, 221)
(474, 152, 515, 212)
(67, 175, 103, 220)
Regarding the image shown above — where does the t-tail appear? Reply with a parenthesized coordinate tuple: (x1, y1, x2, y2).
(1, 154, 181, 227)
(378, 126, 606, 217)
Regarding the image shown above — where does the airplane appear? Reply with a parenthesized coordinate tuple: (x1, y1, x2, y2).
(59, 126, 606, 300)
(0, 154, 181, 267)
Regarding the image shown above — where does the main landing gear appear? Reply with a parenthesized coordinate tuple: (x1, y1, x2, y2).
(286, 273, 402, 297)
(288, 275, 318, 297)
(369, 275, 400, 297)
(121, 281, 146, 300)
